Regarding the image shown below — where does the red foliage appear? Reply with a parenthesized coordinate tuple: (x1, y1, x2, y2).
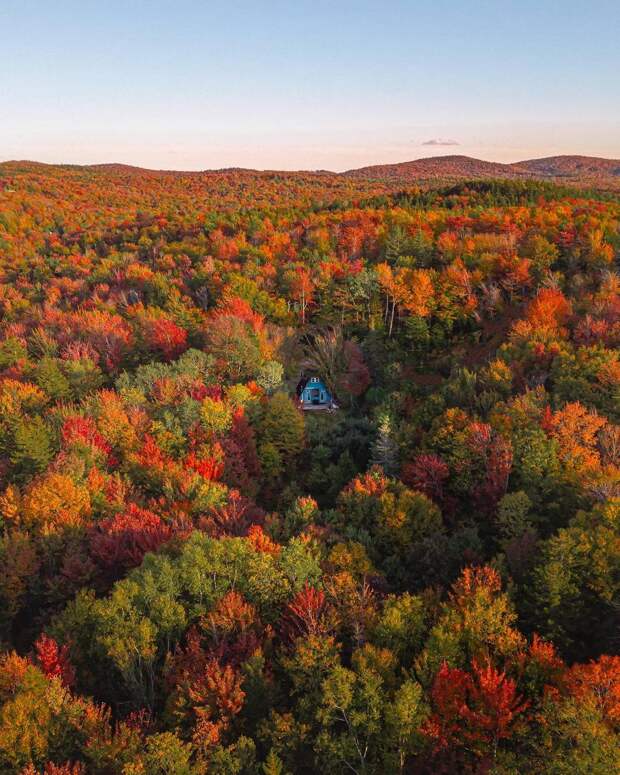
(220, 409, 261, 494)
(61, 415, 115, 466)
(34, 633, 76, 689)
(512, 634, 566, 699)
(200, 490, 264, 537)
(89, 503, 174, 571)
(342, 467, 389, 499)
(247, 524, 281, 556)
(205, 590, 265, 665)
(215, 295, 264, 333)
(466, 659, 528, 743)
(477, 435, 513, 516)
(280, 584, 330, 643)
(402, 453, 450, 503)
(526, 287, 572, 334)
(425, 659, 527, 754)
(167, 630, 246, 748)
(143, 316, 188, 361)
(465, 423, 513, 516)
(134, 434, 170, 472)
(21, 764, 86, 775)
(565, 655, 620, 726)
(184, 452, 224, 482)
(423, 662, 472, 750)
(189, 657, 245, 747)
(450, 565, 502, 608)
(46, 308, 133, 372)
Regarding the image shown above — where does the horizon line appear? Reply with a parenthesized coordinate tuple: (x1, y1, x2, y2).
(1, 151, 619, 176)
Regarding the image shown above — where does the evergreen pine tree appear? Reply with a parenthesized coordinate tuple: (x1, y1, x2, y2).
(262, 750, 288, 775)
(10, 416, 53, 481)
(371, 412, 399, 475)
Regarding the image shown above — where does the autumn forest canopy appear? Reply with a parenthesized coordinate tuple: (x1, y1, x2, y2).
(0, 160, 619, 774)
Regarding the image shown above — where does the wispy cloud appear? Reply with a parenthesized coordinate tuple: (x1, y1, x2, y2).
(422, 138, 460, 146)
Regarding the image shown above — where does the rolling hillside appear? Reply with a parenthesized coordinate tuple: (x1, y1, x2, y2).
(342, 153, 620, 188)
(342, 154, 532, 181)
(515, 154, 620, 179)
(3, 153, 620, 189)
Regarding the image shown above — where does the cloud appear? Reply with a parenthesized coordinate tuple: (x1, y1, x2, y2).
(422, 138, 460, 146)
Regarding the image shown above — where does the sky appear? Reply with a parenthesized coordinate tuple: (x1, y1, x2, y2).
(2, 0, 619, 171)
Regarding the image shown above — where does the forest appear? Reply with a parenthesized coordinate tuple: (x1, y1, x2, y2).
(0, 161, 618, 774)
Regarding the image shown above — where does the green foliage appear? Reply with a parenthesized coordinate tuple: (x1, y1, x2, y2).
(371, 593, 428, 664)
(256, 360, 284, 394)
(34, 356, 71, 400)
(127, 732, 197, 775)
(57, 533, 321, 706)
(528, 499, 620, 660)
(526, 695, 620, 774)
(258, 393, 305, 461)
(10, 416, 53, 480)
(497, 491, 534, 539)
(0, 337, 28, 369)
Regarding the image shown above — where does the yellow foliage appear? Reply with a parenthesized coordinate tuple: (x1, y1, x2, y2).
(22, 472, 91, 531)
(0, 379, 47, 415)
(94, 390, 138, 453)
(0, 485, 21, 525)
(396, 268, 435, 317)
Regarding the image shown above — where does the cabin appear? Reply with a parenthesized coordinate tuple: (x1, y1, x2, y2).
(296, 376, 336, 411)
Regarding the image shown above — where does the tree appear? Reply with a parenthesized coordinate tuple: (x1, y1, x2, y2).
(34, 634, 75, 689)
(262, 749, 289, 775)
(34, 357, 71, 400)
(288, 267, 314, 325)
(401, 453, 449, 505)
(529, 500, 620, 660)
(564, 654, 620, 727)
(424, 659, 527, 763)
(301, 328, 370, 402)
(258, 394, 305, 461)
(315, 662, 384, 774)
(10, 416, 53, 481)
(281, 585, 335, 644)
(370, 413, 398, 476)
(21, 473, 91, 532)
(123, 731, 197, 775)
(189, 658, 245, 752)
(335, 469, 443, 588)
(89, 504, 174, 574)
(528, 693, 620, 775)
(0, 530, 39, 635)
(257, 360, 284, 394)
(204, 314, 263, 382)
(143, 316, 188, 361)
(384, 679, 428, 773)
(418, 566, 525, 681)
(526, 288, 572, 335)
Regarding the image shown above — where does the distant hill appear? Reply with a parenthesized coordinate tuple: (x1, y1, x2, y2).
(2, 154, 620, 189)
(342, 155, 533, 182)
(342, 154, 620, 188)
(514, 155, 620, 178)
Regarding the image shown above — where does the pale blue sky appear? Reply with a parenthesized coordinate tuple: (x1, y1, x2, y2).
(2, 0, 619, 170)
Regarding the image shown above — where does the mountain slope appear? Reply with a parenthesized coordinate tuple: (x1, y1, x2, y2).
(342, 155, 534, 182)
(342, 154, 620, 187)
(514, 155, 620, 178)
(2, 154, 620, 188)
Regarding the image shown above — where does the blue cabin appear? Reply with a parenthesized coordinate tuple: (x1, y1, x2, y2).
(297, 376, 335, 410)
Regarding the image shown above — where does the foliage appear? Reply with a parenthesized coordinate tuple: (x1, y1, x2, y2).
(0, 164, 618, 771)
